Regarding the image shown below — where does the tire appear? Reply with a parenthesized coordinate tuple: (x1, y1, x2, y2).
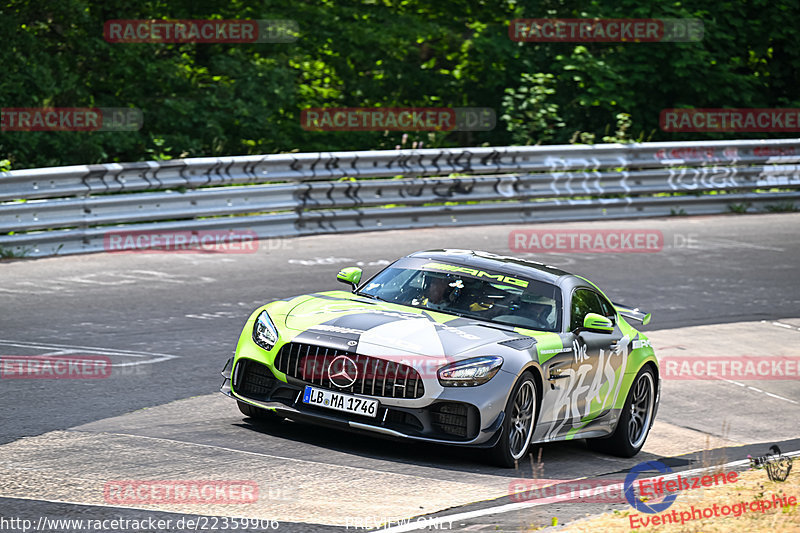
(588, 366, 656, 457)
(489, 372, 537, 468)
(237, 400, 282, 422)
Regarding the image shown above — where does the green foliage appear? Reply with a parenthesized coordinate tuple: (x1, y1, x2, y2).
(764, 202, 797, 212)
(728, 202, 752, 213)
(601, 113, 634, 144)
(0, 245, 31, 259)
(501, 73, 564, 145)
(1, 0, 799, 170)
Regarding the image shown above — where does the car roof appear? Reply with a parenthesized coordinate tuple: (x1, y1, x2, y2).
(406, 249, 573, 284)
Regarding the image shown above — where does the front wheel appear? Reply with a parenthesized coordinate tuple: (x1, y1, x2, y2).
(588, 367, 656, 457)
(489, 372, 537, 468)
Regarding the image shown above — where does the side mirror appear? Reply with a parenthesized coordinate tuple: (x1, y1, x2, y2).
(337, 267, 362, 291)
(582, 313, 614, 334)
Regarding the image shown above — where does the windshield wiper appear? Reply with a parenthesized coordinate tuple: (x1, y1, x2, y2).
(355, 292, 383, 302)
(416, 306, 474, 320)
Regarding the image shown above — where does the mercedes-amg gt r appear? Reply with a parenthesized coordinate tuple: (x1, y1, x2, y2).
(220, 249, 659, 467)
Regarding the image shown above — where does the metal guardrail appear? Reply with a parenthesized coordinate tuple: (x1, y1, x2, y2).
(2, 139, 800, 256)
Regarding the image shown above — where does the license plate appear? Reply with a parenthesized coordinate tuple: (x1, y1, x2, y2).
(302, 386, 379, 418)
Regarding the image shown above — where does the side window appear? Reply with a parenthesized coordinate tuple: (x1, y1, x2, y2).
(570, 289, 604, 331)
(596, 293, 616, 320)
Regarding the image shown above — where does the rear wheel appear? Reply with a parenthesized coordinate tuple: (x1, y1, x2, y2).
(237, 400, 282, 422)
(489, 372, 537, 468)
(588, 367, 655, 457)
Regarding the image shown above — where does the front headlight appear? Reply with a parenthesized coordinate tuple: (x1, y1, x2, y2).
(438, 356, 503, 387)
(252, 310, 279, 351)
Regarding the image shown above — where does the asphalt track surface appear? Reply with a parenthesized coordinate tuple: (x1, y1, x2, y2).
(1, 213, 799, 532)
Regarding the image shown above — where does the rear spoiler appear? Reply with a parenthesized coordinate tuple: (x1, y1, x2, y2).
(613, 303, 651, 325)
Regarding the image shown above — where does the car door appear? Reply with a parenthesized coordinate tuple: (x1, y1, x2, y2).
(563, 288, 626, 430)
(536, 330, 579, 441)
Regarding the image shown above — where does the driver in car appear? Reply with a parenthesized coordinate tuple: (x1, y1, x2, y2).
(526, 301, 555, 329)
(411, 273, 458, 310)
(412, 272, 495, 314)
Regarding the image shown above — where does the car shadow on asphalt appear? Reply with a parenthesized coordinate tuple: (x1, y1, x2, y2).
(232, 416, 689, 479)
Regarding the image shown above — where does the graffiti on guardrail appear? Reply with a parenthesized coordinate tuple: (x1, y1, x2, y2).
(3, 141, 800, 257)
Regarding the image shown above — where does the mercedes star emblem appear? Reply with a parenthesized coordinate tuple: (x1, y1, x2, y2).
(328, 355, 358, 388)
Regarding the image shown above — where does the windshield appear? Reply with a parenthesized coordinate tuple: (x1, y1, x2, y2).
(358, 258, 562, 332)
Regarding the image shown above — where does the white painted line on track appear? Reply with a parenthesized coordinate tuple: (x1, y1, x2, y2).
(377, 450, 800, 533)
(716, 377, 798, 405)
(721, 378, 744, 387)
(0, 340, 178, 367)
(701, 238, 784, 252)
(0, 339, 174, 356)
(764, 392, 798, 404)
(762, 320, 800, 332)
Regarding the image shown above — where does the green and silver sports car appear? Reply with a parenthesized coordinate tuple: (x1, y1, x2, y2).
(220, 249, 659, 467)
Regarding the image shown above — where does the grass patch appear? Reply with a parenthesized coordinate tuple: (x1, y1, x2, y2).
(765, 202, 798, 213)
(728, 202, 752, 214)
(0, 246, 31, 259)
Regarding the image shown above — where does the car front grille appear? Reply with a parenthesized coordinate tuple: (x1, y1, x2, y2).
(273, 342, 425, 399)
